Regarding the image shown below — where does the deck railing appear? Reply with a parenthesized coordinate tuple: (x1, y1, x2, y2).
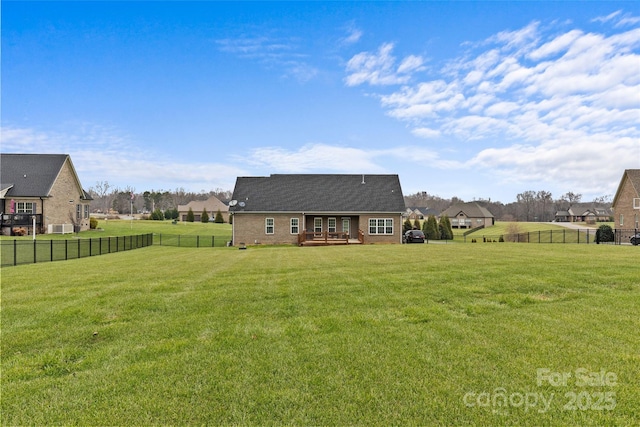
(298, 230, 364, 245)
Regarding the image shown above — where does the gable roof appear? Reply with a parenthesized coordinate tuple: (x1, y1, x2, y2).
(612, 169, 640, 207)
(406, 206, 439, 217)
(0, 153, 91, 199)
(230, 174, 405, 213)
(440, 202, 494, 218)
(178, 195, 228, 212)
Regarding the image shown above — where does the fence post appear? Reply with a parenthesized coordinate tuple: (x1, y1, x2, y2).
(197, 235, 199, 248)
(90, 238, 92, 256)
(51, 239, 54, 262)
(14, 239, 17, 266)
(33, 240, 37, 264)
(65, 239, 68, 260)
(212, 236, 215, 247)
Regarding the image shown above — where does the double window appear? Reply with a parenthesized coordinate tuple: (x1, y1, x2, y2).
(369, 218, 394, 235)
(16, 202, 36, 214)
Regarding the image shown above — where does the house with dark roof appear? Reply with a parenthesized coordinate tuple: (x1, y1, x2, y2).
(440, 201, 495, 229)
(177, 195, 229, 222)
(229, 174, 406, 246)
(404, 206, 440, 221)
(0, 154, 92, 235)
(554, 206, 612, 223)
(612, 169, 640, 230)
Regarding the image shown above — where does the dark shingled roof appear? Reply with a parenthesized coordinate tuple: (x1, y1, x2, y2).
(230, 174, 406, 213)
(0, 153, 91, 199)
(440, 201, 494, 218)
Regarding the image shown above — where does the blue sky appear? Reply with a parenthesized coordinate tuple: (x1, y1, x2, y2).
(2, 1, 639, 203)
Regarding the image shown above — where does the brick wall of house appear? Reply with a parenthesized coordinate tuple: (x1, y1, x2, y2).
(613, 175, 640, 229)
(45, 159, 91, 232)
(233, 213, 301, 245)
(233, 213, 403, 245)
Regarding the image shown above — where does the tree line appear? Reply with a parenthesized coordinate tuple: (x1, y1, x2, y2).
(87, 181, 232, 216)
(404, 190, 613, 222)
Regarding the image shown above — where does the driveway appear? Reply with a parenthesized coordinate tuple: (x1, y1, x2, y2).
(549, 222, 597, 236)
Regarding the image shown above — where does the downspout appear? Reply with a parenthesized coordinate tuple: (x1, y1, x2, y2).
(40, 197, 45, 234)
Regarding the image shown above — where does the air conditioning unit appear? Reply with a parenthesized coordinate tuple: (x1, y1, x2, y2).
(48, 224, 74, 234)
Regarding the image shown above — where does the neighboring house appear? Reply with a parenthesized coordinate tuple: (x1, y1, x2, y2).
(0, 153, 92, 235)
(404, 206, 439, 221)
(612, 169, 640, 230)
(555, 206, 612, 223)
(177, 195, 229, 222)
(440, 202, 495, 229)
(229, 174, 406, 246)
(554, 209, 572, 222)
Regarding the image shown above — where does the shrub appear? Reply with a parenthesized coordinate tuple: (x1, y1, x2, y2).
(595, 224, 614, 244)
(90, 217, 98, 229)
(214, 209, 224, 223)
(439, 215, 453, 240)
(423, 215, 439, 240)
(201, 209, 209, 223)
(151, 209, 165, 221)
(186, 207, 195, 222)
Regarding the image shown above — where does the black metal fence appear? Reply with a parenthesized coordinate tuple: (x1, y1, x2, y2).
(465, 228, 638, 245)
(153, 234, 228, 248)
(1, 234, 153, 267)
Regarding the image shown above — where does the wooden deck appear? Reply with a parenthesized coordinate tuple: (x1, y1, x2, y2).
(298, 230, 364, 246)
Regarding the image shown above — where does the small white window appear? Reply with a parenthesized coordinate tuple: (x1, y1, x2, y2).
(314, 217, 322, 232)
(328, 217, 336, 233)
(290, 218, 299, 234)
(634, 198, 640, 209)
(265, 218, 274, 234)
(620, 214, 624, 226)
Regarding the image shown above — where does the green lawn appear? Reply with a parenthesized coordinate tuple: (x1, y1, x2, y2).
(2, 244, 638, 425)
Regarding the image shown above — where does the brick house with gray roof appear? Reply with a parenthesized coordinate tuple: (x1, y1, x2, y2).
(0, 154, 92, 235)
(440, 201, 495, 229)
(612, 169, 640, 231)
(229, 174, 406, 246)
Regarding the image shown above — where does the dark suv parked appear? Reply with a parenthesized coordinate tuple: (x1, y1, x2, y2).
(404, 229, 426, 243)
(631, 233, 640, 246)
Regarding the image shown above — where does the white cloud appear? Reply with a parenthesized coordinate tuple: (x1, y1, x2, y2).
(216, 35, 318, 83)
(0, 125, 245, 192)
(244, 143, 443, 173)
(342, 25, 363, 45)
(345, 17, 640, 197)
(345, 43, 425, 86)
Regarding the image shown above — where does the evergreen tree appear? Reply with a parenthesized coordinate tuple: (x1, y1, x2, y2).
(413, 218, 421, 230)
(214, 209, 224, 223)
(201, 208, 209, 223)
(186, 207, 195, 222)
(151, 209, 164, 221)
(439, 215, 453, 240)
(424, 215, 440, 240)
(403, 218, 413, 233)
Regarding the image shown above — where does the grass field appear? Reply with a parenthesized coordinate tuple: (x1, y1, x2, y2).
(2, 243, 638, 425)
